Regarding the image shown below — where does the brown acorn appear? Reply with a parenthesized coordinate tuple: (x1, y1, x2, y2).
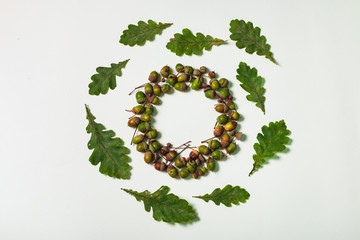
(127, 117, 140, 127)
(221, 134, 231, 148)
(224, 121, 237, 131)
(166, 150, 177, 162)
(160, 146, 170, 156)
(215, 104, 229, 113)
(154, 162, 167, 171)
(189, 150, 199, 160)
(214, 125, 224, 137)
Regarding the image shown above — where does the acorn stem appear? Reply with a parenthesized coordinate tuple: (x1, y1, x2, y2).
(129, 83, 147, 95)
(174, 141, 191, 149)
(201, 136, 217, 143)
(130, 125, 139, 145)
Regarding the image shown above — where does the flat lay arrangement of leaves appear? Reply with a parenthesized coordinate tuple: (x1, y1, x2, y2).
(85, 19, 291, 224)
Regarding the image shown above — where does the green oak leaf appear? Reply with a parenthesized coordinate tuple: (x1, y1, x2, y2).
(236, 62, 266, 114)
(122, 185, 197, 224)
(249, 120, 291, 176)
(193, 185, 250, 207)
(230, 19, 277, 64)
(120, 20, 172, 46)
(88, 59, 129, 96)
(85, 105, 131, 179)
(166, 28, 225, 56)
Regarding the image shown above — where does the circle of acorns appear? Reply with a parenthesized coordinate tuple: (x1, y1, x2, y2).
(127, 64, 242, 179)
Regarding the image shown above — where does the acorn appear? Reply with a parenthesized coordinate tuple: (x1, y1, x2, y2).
(131, 105, 145, 114)
(212, 150, 224, 160)
(144, 151, 158, 164)
(153, 84, 162, 96)
(208, 71, 216, 78)
(235, 131, 243, 140)
(195, 158, 201, 166)
(184, 66, 193, 74)
(144, 83, 153, 95)
(186, 161, 196, 173)
(154, 162, 167, 171)
(224, 121, 237, 131)
(205, 90, 217, 98)
(179, 168, 190, 178)
(200, 66, 207, 73)
(161, 84, 171, 93)
(167, 165, 178, 178)
(175, 157, 186, 168)
(227, 99, 236, 110)
(215, 104, 229, 113)
(148, 71, 159, 83)
(149, 141, 161, 153)
(202, 84, 211, 91)
(227, 143, 237, 154)
(167, 74, 177, 86)
(210, 79, 220, 90)
(193, 69, 201, 76)
(147, 95, 160, 105)
(217, 114, 229, 124)
(229, 111, 240, 120)
(177, 73, 188, 82)
(206, 158, 216, 171)
(146, 130, 158, 139)
(218, 88, 230, 99)
(198, 154, 205, 162)
(221, 134, 231, 148)
(198, 167, 207, 176)
(219, 78, 228, 87)
(189, 150, 199, 160)
(135, 91, 146, 104)
(176, 63, 184, 72)
(140, 113, 151, 122)
(160, 146, 169, 156)
(191, 78, 202, 90)
(161, 66, 171, 77)
(174, 82, 187, 91)
(128, 117, 140, 127)
(138, 122, 151, 133)
(136, 142, 148, 152)
(214, 125, 225, 137)
(166, 150, 177, 162)
(198, 145, 211, 155)
(145, 104, 154, 115)
(132, 134, 145, 144)
(208, 139, 221, 150)
(192, 172, 199, 179)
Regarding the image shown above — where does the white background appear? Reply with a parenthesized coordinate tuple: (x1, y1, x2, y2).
(1, 0, 360, 239)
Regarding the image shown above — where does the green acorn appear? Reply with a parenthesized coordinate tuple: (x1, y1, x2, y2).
(210, 79, 220, 90)
(132, 134, 145, 144)
(131, 105, 145, 114)
(198, 145, 211, 155)
(186, 161, 196, 173)
(229, 111, 240, 120)
(161, 66, 171, 77)
(147, 95, 160, 105)
(145, 104, 154, 114)
(128, 117, 140, 127)
(179, 168, 190, 178)
(153, 84, 162, 96)
(148, 71, 159, 83)
(175, 157, 186, 168)
(167, 165, 178, 178)
(146, 130, 158, 139)
(198, 167, 207, 176)
(219, 78, 228, 87)
(184, 66, 193, 74)
(161, 84, 171, 93)
(136, 142, 148, 152)
(217, 114, 229, 124)
(209, 139, 221, 149)
(167, 74, 177, 86)
(227, 143, 237, 154)
(193, 69, 201, 76)
(176, 63, 184, 72)
(144, 151, 157, 164)
(174, 82, 187, 91)
(212, 150, 224, 160)
(224, 121, 237, 131)
(135, 91, 146, 104)
(149, 141, 161, 153)
(138, 122, 151, 133)
(215, 104, 229, 113)
(200, 66, 207, 73)
(177, 73, 188, 82)
(214, 125, 224, 137)
(140, 113, 151, 122)
(205, 90, 217, 98)
(219, 88, 230, 99)
(144, 83, 153, 95)
(206, 158, 216, 171)
(227, 99, 235, 110)
(191, 78, 202, 90)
